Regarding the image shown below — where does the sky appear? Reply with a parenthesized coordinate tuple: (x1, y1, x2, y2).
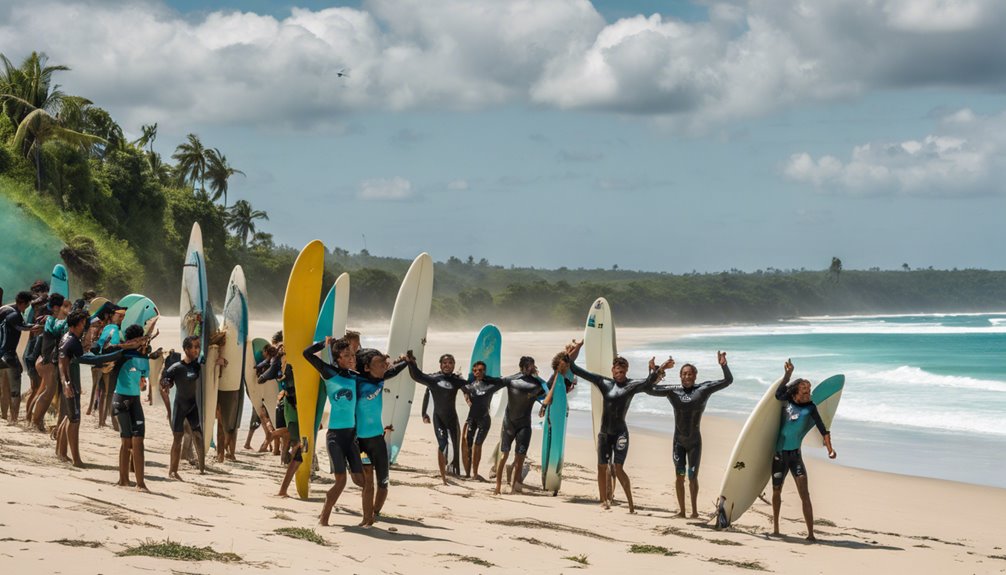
(2, 0, 1005, 272)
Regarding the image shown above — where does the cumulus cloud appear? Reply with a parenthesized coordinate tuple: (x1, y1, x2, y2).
(358, 176, 413, 200)
(2, 0, 1005, 128)
(784, 108, 1006, 196)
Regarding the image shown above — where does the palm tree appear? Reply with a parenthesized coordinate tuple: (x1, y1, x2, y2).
(171, 133, 208, 193)
(226, 200, 269, 247)
(132, 123, 157, 153)
(0, 51, 102, 190)
(146, 151, 173, 185)
(206, 148, 245, 207)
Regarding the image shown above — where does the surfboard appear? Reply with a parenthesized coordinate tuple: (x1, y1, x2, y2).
(217, 266, 249, 437)
(50, 264, 69, 298)
(247, 338, 277, 426)
(541, 371, 570, 494)
(86, 297, 109, 317)
(122, 296, 159, 337)
(583, 298, 616, 448)
(715, 374, 845, 528)
(305, 283, 337, 469)
(180, 223, 218, 453)
(284, 240, 325, 499)
(117, 294, 145, 309)
(382, 253, 434, 464)
(313, 273, 350, 444)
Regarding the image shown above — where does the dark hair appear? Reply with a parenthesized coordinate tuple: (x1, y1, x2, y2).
(439, 353, 455, 364)
(182, 335, 200, 351)
(787, 378, 810, 398)
(344, 330, 361, 342)
(263, 344, 277, 357)
(48, 293, 65, 308)
(519, 356, 535, 370)
(612, 356, 629, 368)
(30, 280, 49, 294)
(272, 330, 283, 344)
(16, 291, 32, 305)
(331, 337, 352, 358)
(82, 290, 97, 300)
(680, 363, 697, 375)
(123, 324, 144, 340)
(356, 348, 386, 373)
(472, 360, 486, 370)
(551, 352, 569, 372)
(66, 310, 90, 329)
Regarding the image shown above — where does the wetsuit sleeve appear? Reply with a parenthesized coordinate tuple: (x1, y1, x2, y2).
(445, 373, 470, 389)
(302, 341, 336, 379)
(645, 382, 679, 397)
(258, 359, 282, 383)
(77, 349, 124, 366)
(384, 360, 409, 380)
(569, 362, 610, 393)
(809, 403, 829, 436)
(700, 364, 734, 393)
(406, 362, 439, 388)
(481, 375, 510, 393)
(254, 357, 271, 373)
(774, 376, 791, 400)
(421, 388, 431, 417)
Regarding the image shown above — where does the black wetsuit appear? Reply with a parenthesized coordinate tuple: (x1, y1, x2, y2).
(0, 305, 33, 395)
(570, 362, 662, 465)
(406, 363, 467, 472)
(499, 374, 547, 456)
(162, 358, 202, 434)
(646, 364, 733, 478)
(462, 377, 509, 447)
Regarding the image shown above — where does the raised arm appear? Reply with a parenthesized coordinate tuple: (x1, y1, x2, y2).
(384, 359, 409, 380)
(700, 356, 734, 393)
(774, 359, 794, 400)
(406, 361, 439, 388)
(569, 362, 609, 391)
(303, 340, 337, 379)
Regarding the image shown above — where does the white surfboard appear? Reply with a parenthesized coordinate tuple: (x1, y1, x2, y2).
(583, 297, 616, 449)
(218, 266, 248, 394)
(382, 253, 434, 464)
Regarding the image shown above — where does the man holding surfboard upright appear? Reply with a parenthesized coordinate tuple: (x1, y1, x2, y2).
(646, 351, 733, 518)
(405, 352, 468, 485)
(772, 360, 837, 541)
(493, 357, 552, 496)
(566, 340, 674, 513)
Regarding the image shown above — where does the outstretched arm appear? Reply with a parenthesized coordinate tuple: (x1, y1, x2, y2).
(774, 359, 794, 400)
(701, 360, 734, 393)
(406, 362, 439, 388)
(303, 339, 336, 379)
(569, 362, 609, 392)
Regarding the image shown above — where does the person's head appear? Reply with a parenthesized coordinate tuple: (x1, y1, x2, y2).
(112, 308, 126, 326)
(123, 324, 144, 341)
(30, 294, 48, 311)
(439, 353, 456, 374)
(30, 279, 49, 294)
(82, 290, 97, 302)
(263, 344, 277, 358)
(611, 356, 629, 381)
(14, 290, 32, 312)
(344, 330, 361, 353)
(182, 335, 200, 362)
(787, 378, 812, 403)
(551, 352, 571, 374)
(48, 292, 65, 310)
(331, 337, 354, 369)
(679, 363, 698, 388)
(519, 356, 536, 377)
(471, 360, 487, 380)
(66, 310, 89, 336)
(357, 348, 390, 379)
(271, 330, 283, 345)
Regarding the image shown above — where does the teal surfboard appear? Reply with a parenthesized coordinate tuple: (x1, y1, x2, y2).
(122, 296, 159, 336)
(252, 338, 268, 364)
(117, 293, 145, 309)
(541, 371, 570, 494)
(50, 264, 69, 298)
(469, 324, 502, 379)
(312, 286, 337, 452)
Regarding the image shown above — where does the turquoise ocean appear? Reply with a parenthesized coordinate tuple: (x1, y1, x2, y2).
(565, 313, 1006, 489)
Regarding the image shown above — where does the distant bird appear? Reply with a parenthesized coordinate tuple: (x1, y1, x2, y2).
(336, 68, 350, 78)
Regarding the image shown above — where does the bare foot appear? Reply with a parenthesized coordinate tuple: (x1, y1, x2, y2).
(72, 460, 85, 468)
(57, 454, 71, 463)
(493, 488, 501, 496)
(169, 472, 183, 481)
(690, 512, 699, 519)
(770, 530, 781, 537)
(243, 443, 253, 450)
(512, 482, 524, 494)
(806, 535, 817, 542)
(136, 485, 150, 493)
(277, 491, 289, 498)
(627, 507, 636, 514)
(116, 481, 130, 487)
(674, 511, 686, 518)
(600, 501, 610, 510)
(474, 475, 487, 482)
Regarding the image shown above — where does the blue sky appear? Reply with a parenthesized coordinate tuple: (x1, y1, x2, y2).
(3, 0, 1005, 272)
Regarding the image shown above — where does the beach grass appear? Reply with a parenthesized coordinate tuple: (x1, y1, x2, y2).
(274, 527, 327, 546)
(708, 557, 768, 571)
(563, 554, 590, 565)
(658, 526, 702, 539)
(488, 518, 614, 541)
(629, 544, 679, 556)
(513, 536, 565, 550)
(438, 553, 495, 567)
(117, 539, 241, 562)
(51, 538, 102, 548)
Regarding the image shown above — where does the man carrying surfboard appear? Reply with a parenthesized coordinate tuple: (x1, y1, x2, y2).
(771, 360, 837, 541)
(405, 351, 468, 485)
(646, 351, 733, 518)
(493, 357, 551, 496)
(566, 340, 674, 513)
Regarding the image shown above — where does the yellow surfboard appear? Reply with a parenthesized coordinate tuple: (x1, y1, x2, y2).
(284, 240, 325, 499)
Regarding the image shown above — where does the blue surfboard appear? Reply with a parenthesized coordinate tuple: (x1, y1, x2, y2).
(50, 264, 69, 299)
(541, 371, 570, 494)
(312, 285, 337, 456)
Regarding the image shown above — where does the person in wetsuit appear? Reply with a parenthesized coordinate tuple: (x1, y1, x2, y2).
(28, 294, 70, 432)
(494, 356, 551, 496)
(771, 360, 837, 542)
(1, 291, 41, 423)
(567, 339, 674, 513)
(355, 348, 408, 527)
(245, 343, 278, 452)
(646, 351, 732, 518)
(405, 351, 468, 485)
(161, 336, 207, 479)
(460, 361, 510, 481)
(304, 336, 366, 526)
(56, 310, 114, 467)
(93, 302, 127, 429)
(107, 324, 152, 491)
(275, 345, 306, 497)
(21, 289, 50, 421)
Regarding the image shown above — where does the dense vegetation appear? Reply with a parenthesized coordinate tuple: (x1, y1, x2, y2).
(3, 51, 1005, 328)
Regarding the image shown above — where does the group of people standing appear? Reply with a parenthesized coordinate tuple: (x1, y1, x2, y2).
(2, 280, 837, 540)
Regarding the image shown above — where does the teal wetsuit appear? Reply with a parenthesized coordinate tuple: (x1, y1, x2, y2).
(111, 351, 149, 438)
(355, 358, 408, 488)
(771, 378, 828, 487)
(302, 341, 363, 475)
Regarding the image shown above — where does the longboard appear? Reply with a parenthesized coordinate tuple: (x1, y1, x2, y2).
(217, 266, 249, 434)
(541, 372, 569, 494)
(382, 253, 434, 464)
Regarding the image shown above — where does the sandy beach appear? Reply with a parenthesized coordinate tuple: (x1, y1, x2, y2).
(1, 319, 1005, 574)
